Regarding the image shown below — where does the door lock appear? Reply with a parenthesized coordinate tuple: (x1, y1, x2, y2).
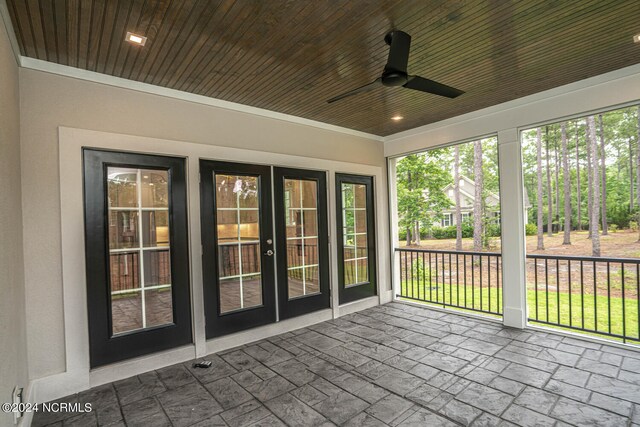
(264, 249, 274, 256)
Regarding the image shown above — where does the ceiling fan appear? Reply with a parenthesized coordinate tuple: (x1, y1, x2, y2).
(327, 30, 464, 103)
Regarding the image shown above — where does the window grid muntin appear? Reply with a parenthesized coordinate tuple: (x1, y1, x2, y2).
(342, 183, 369, 287)
(107, 168, 172, 335)
(215, 175, 262, 313)
(286, 179, 320, 298)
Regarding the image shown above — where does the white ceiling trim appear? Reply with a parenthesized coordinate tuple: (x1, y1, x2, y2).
(384, 62, 640, 149)
(18, 56, 384, 143)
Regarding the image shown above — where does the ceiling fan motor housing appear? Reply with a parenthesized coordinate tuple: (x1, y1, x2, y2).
(381, 69, 408, 87)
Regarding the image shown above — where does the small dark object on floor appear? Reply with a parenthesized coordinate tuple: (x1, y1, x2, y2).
(193, 360, 212, 369)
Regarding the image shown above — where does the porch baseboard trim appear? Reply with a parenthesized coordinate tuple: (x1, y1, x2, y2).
(30, 371, 89, 409)
(90, 345, 197, 388)
(205, 309, 333, 355)
(337, 296, 380, 317)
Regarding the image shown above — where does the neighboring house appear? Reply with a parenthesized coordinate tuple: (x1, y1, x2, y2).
(435, 175, 532, 227)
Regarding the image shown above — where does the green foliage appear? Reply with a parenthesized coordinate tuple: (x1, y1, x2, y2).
(396, 153, 452, 243)
(431, 223, 474, 239)
(485, 223, 501, 238)
(522, 105, 640, 239)
(631, 221, 638, 231)
(525, 223, 538, 236)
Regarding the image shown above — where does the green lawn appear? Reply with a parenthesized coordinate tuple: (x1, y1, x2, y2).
(399, 280, 640, 344)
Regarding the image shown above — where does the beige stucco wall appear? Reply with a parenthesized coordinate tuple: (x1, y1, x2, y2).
(0, 13, 28, 427)
(18, 67, 384, 380)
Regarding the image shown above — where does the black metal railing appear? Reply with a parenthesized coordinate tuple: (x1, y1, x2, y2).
(527, 254, 640, 344)
(396, 248, 502, 316)
(396, 247, 640, 344)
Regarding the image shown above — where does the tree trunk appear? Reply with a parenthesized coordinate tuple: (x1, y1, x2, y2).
(637, 106, 640, 210)
(561, 123, 571, 244)
(586, 123, 593, 239)
(546, 127, 553, 237)
(407, 171, 413, 244)
(555, 132, 560, 225)
(415, 221, 421, 245)
(536, 128, 545, 250)
(473, 141, 484, 252)
(598, 114, 608, 235)
(630, 138, 634, 212)
(576, 122, 582, 231)
(454, 145, 462, 251)
(587, 116, 601, 256)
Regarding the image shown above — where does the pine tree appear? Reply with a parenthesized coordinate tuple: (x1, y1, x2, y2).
(561, 122, 571, 244)
(454, 145, 462, 251)
(637, 106, 640, 210)
(546, 127, 553, 237)
(586, 120, 593, 240)
(587, 116, 601, 256)
(598, 114, 608, 235)
(536, 128, 545, 250)
(473, 141, 484, 252)
(575, 121, 582, 231)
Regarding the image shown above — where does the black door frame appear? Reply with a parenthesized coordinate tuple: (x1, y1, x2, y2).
(273, 167, 331, 319)
(336, 173, 377, 304)
(83, 149, 192, 368)
(200, 160, 276, 338)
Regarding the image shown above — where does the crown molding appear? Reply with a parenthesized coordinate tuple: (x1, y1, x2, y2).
(17, 56, 384, 143)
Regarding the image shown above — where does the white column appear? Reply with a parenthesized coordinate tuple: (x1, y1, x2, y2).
(387, 158, 401, 300)
(497, 129, 528, 328)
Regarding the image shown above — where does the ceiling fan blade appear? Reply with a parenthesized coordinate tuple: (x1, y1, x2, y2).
(327, 78, 382, 103)
(404, 75, 464, 98)
(385, 30, 411, 73)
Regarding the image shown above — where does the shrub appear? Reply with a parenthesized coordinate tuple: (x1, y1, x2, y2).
(610, 224, 618, 233)
(432, 226, 455, 239)
(525, 223, 537, 236)
(486, 223, 501, 237)
(631, 221, 638, 231)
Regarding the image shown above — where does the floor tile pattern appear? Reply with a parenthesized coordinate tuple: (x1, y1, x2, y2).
(33, 302, 640, 426)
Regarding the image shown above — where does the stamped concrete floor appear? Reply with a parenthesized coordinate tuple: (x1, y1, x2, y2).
(33, 302, 640, 426)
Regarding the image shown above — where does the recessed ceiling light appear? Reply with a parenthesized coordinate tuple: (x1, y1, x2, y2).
(391, 115, 404, 121)
(634, 34, 640, 44)
(125, 32, 147, 46)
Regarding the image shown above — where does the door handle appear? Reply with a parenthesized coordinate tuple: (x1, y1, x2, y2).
(264, 249, 274, 256)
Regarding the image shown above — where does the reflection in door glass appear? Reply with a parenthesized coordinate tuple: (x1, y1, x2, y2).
(342, 183, 369, 287)
(285, 179, 320, 298)
(107, 167, 173, 335)
(215, 174, 263, 313)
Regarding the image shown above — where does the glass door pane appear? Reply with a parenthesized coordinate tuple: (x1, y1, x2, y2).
(107, 168, 174, 335)
(285, 178, 320, 299)
(342, 183, 370, 287)
(215, 174, 263, 313)
(336, 174, 376, 304)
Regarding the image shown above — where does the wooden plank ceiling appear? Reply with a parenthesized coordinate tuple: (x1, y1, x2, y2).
(6, 0, 640, 136)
